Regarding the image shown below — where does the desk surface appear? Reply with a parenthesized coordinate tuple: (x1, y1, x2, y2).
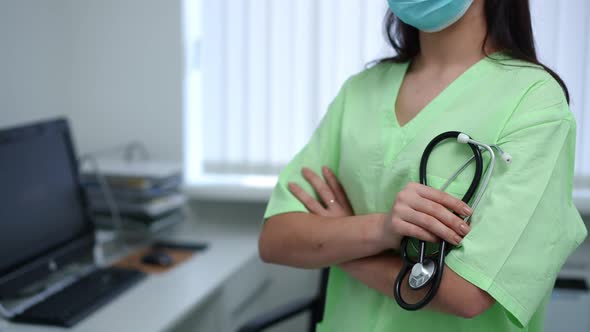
(0, 221, 260, 332)
(2, 220, 587, 332)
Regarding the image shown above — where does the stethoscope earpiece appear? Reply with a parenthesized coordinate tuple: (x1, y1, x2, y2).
(459, 132, 513, 165)
(457, 133, 471, 144)
(501, 152, 512, 164)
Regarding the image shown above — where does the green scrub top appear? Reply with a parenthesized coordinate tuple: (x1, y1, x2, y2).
(263, 54, 588, 332)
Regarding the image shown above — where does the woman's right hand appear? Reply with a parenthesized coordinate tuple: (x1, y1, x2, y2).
(380, 182, 473, 250)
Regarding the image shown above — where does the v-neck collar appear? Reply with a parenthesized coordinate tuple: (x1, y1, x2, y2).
(384, 55, 497, 132)
(379, 54, 498, 166)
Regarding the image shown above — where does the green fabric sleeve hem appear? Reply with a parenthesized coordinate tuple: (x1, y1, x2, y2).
(263, 181, 310, 221)
(445, 255, 530, 328)
(263, 205, 308, 221)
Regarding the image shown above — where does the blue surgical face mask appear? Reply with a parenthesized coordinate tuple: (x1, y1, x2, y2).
(387, 0, 474, 32)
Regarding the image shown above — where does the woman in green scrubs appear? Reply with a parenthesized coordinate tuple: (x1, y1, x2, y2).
(259, 0, 588, 331)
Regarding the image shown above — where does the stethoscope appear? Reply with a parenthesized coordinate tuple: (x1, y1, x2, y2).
(393, 131, 512, 311)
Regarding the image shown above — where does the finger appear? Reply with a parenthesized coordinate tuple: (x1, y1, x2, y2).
(321, 167, 349, 208)
(302, 167, 336, 207)
(401, 223, 439, 243)
(410, 195, 471, 237)
(392, 213, 439, 243)
(415, 184, 473, 217)
(397, 204, 462, 245)
(288, 182, 327, 215)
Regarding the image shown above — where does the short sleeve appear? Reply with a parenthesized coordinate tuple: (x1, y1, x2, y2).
(445, 79, 588, 327)
(263, 81, 348, 219)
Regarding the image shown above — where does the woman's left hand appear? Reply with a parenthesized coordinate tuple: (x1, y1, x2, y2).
(288, 166, 354, 218)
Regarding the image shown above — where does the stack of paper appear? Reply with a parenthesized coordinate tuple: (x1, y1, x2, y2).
(81, 159, 186, 231)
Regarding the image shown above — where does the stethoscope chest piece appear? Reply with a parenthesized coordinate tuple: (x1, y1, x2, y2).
(408, 259, 436, 290)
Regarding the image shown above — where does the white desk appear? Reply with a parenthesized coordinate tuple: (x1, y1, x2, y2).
(0, 221, 263, 332)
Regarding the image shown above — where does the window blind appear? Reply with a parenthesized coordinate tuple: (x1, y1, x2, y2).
(185, 0, 590, 185)
(189, 0, 389, 181)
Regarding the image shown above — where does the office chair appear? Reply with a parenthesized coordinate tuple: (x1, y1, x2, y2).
(237, 268, 330, 332)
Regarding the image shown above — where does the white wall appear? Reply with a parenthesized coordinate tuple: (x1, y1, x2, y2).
(0, 0, 72, 126)
(0, 0, 184, 161)
(67, 0, 184, 161)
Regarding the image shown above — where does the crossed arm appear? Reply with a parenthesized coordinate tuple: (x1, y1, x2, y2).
(259, 167, 495, 319)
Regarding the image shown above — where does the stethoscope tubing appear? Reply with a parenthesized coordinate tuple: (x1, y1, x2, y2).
(393, 131, 484, 311)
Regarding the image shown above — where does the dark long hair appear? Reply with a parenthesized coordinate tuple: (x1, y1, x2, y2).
(382, 0, 570, 103)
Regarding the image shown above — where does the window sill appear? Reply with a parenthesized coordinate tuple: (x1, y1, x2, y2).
(183, 175, 276, 202)
(183, 176, 590, 214)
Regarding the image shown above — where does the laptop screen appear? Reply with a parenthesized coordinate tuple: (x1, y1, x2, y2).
(0, 120, 92, 276)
